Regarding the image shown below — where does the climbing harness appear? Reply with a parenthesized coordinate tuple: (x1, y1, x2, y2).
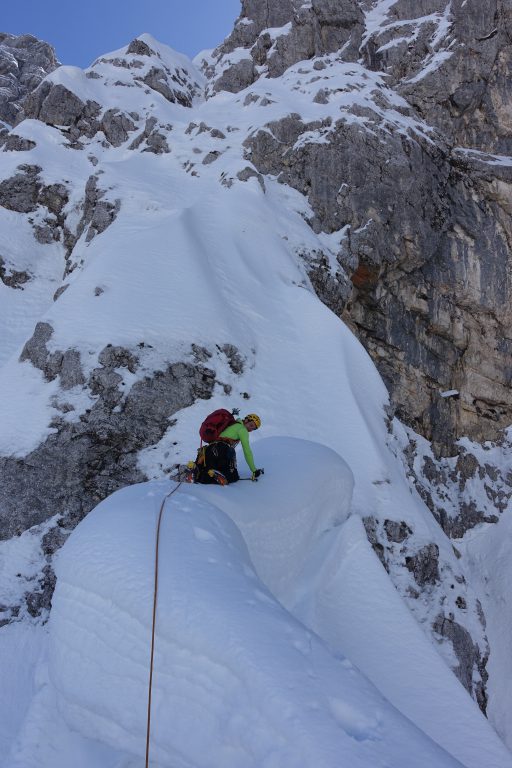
(145, 480, 183, 768)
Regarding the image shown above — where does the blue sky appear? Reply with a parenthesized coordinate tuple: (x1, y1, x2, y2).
(2, 0, 241, 67)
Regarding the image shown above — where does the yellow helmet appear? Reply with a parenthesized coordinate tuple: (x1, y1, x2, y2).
(245, 413, 261, 429)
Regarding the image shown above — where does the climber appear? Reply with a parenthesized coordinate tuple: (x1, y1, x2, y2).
(192, 412, 264, 486)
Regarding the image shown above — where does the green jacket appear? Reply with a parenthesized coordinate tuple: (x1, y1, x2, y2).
(219, 420, 257, 473)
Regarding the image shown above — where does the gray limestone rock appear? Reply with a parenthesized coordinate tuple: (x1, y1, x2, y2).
(0, 33, 58, 126)
(25, 564, 56, 618)
(405, 543, 440, 586)
(362, 516, 387, 569)
(207, 0, 363, 92)
(384, 520, 412, 543)
(19, 322, 85, 388)
(100, 109, 137, 147)
(362, 0, 512, 153)
(244, 83, 512, 454)
(363, 511, 489, 711)
(19, 321, 55, 373)
(20, 323, 53, 378)
(2, 134, 37, 151)
(0, 166, 70, 249)
(139, 67, 193, 107)
(0, 351, 216, 541)
(236, 166, 266, 190)
(19, 81, 101, 145)
(213, 57, 256, 95)
(299, 249, 351, 317)
(24, 82, 84, 125)
(128, 117, 170, 154)
(126, 38, 157, 57)
(219, 344, 246, 375)
(433, 614, 489, 712)
(399, 422, 511, 538)
(124, 40, 204, 106)
(203, 151, 221, 165)
(41, 524, 70, 556)
(0, 164, 42, 212)
(0, 255, 30, 289)
(31, 182, 69, 244)
(144, 129, 170, 155)
(60, 350, 87, 390)
(71, 175, 121, 250)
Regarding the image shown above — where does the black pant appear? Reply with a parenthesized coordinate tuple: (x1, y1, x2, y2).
(194, 442, 240, 484)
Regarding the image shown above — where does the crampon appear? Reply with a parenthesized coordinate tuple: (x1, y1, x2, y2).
(207, 469, 228, 486)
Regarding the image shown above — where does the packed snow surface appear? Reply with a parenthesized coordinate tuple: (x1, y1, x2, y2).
(18, 438, 462, 768)
(5, 439, 511, 768)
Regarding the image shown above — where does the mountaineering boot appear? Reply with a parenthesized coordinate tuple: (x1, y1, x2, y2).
(207, 469, 228, 486)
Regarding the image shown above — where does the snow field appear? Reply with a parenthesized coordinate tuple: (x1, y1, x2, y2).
(44, 437, 467, 768)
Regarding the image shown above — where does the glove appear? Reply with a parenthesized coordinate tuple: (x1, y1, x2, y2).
(252, 468, 264, 481)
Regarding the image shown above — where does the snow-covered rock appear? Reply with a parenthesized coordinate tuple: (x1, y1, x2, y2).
(0, 33, 58, 128)
(0, 4, 512, 764)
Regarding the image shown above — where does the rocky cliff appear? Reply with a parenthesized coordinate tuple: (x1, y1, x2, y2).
(201, 0, 512, 460)
(0, 33, 58, 133)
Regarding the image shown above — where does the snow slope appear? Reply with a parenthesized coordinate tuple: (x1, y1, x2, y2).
(9, 438, 463, 768)
(0, 623, 44, 758)
(6, 439, 511, 768)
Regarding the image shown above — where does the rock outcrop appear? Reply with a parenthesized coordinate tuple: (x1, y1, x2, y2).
(0, 33, 58, 130)
(200, 0, 365, 93)
(363, 513, 489, 712)
(0, 325, 216, 542)
(362, 0, 512, 153)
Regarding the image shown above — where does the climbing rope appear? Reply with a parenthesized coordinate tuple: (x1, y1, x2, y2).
(145, 480, 183, 768)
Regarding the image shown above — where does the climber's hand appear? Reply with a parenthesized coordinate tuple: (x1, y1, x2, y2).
(252, 469, 264, 481)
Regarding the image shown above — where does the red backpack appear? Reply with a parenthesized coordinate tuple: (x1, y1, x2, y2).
(199, 409, 237, 444)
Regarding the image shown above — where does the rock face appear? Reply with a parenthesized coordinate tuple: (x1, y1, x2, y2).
(204, 0, 512, 458)
(0, 324, 216, 541)
(363, 513, 489, 713)
(399, 424, 512, 538)
(201, 0, 364, 93)
(362, 0, 512, 153)
(0, 33, 58, 129)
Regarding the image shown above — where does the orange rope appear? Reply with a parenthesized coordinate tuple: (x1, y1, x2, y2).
(145, 482, 182, 768)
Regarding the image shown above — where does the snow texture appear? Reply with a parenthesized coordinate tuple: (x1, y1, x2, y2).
(4, 439, 511, 768)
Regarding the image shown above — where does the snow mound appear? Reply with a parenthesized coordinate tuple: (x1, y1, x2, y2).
(194, 439, 512, 768)
(182, 437, 354, 600)
(47, 437, 463, 768)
